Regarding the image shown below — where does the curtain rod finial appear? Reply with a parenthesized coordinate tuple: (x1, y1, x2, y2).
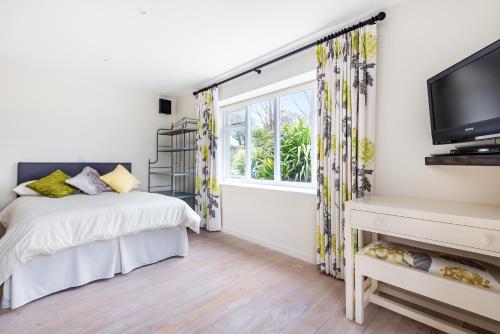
(377, 12, 386, 21)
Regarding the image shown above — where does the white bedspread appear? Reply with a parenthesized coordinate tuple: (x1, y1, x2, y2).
(0, 191, 200, 284)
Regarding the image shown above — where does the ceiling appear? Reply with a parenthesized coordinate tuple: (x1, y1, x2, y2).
(0, 0, 402, 96)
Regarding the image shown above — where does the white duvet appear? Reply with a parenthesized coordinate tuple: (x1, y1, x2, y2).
(0, 191, 200, 284)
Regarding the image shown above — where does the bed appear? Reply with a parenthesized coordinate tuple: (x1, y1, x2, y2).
(0, 162, 200, 309)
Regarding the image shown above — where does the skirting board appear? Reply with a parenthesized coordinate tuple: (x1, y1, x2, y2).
(222, 227, 315, 264)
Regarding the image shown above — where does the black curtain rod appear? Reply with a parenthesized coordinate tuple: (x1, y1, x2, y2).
(193, 11, 386, 96)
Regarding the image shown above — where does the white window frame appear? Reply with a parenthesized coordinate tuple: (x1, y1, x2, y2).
(221, 75, 317, 189)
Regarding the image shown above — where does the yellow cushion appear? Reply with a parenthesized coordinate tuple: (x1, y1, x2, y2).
(99, 164, 140, 194)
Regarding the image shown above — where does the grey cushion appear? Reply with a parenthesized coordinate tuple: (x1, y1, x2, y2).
(65, 167, 108, 195)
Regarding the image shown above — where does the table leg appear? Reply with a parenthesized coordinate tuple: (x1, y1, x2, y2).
(355, 267, 365, 324)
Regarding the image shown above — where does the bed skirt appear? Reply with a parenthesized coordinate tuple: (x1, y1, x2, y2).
(1, 227, 188, 309)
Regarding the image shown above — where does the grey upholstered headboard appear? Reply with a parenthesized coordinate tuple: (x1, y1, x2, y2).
(17, 162, 132, 185)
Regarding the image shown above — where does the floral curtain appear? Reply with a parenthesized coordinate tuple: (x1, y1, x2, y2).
(195, 87, 222, 231)
(316, 24, 377, 278)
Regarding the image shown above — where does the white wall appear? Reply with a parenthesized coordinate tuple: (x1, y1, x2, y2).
(376, 0, 500, 205)
(221, 185, 316, 263)
(0, 63, 173, 209)
(178, 0, 500, 263)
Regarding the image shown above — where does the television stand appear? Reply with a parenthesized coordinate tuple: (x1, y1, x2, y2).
(450, 143, 500, 155)
(426, 143, 500, 165)
(425, 153, 500, 166)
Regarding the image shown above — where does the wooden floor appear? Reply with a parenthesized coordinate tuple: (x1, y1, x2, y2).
(0, 231, 441, 334)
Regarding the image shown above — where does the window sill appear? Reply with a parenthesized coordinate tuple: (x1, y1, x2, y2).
(219, 181, 316, 196)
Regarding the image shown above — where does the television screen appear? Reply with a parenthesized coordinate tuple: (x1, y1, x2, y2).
(428, 40, 500, 144)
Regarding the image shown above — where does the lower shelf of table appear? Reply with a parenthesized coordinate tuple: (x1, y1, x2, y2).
(355, 249, 500, 322)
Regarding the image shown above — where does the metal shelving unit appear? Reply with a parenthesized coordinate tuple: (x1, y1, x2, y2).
(148, 117, 197, 207)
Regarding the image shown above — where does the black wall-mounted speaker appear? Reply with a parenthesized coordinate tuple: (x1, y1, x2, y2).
(159, 99, 171, 114)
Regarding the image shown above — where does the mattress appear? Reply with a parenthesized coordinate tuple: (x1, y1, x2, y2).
(1, 227, 188, 309)
(0, 191, 200, 284)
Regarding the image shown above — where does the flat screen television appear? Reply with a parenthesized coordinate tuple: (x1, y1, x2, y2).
(427, 39, 500, 145)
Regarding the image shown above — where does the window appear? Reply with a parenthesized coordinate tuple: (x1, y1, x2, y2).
(222, 81, 316, 188)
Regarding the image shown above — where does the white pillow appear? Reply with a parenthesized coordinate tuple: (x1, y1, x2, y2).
(13, 180, 40, 196)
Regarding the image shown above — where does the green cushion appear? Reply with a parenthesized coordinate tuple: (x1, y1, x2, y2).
(27, 169, 77, 198)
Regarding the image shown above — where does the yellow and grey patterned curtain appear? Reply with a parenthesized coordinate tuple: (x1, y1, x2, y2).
(316, 25, 377, 278)
(195, 87, 222, 231)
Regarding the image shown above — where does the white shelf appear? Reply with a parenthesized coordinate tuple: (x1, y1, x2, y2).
(346, 195, 500, 231)
(344, 195, 500, 332)
(355, 247, 500, 323)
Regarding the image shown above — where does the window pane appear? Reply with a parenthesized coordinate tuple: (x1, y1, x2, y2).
(279, 89, 313, 182)
(250, 100, 274, 180)
(228, 128, 246, 178)
(227, 109, 245, 125)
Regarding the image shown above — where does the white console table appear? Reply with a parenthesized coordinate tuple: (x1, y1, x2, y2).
(345, 195, 500, 334)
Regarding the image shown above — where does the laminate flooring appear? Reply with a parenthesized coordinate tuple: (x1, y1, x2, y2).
(0, 231, 451, 334)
